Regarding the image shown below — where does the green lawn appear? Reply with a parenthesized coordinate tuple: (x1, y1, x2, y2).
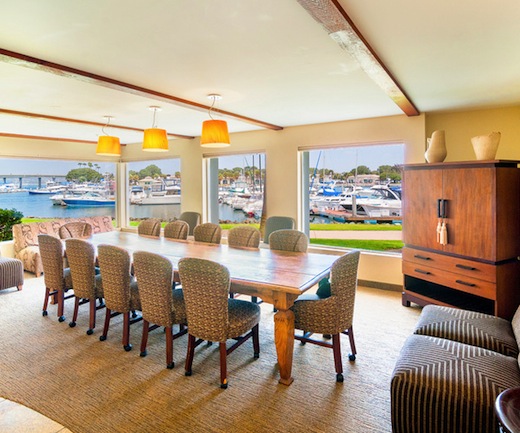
(310, 238, 403, 251)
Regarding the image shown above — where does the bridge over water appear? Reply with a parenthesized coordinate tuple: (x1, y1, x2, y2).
(1, 175, 68, 189)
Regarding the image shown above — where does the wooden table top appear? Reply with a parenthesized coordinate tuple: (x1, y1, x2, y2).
(90, 231, 339, 296)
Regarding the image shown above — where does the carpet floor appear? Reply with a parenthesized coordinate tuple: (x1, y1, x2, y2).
(0, 277, 421, 433)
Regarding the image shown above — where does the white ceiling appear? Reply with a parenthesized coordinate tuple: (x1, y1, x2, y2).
(0, 0, 519, 146)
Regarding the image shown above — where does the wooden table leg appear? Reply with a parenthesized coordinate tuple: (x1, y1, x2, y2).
(274, 308, 295, 385)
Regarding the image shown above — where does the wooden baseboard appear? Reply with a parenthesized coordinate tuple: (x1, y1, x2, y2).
(358, 279, 402, 292)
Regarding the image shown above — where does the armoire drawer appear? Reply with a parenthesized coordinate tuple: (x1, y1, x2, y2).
(403, 247, 496, 283)
(402, 261, 496, 300)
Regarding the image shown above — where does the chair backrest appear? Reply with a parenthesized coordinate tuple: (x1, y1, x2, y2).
(178, 257, 230, 342)
(132, 251, 176, 327)
(269, 229, 308, 252)
(38, 234, 66, 291)
(164, 220, 189, 240)
(263, 216, 295, 243)
(59, 222, 92, 239)
(138, 218, 162, 237)
(330, 250, 360, 330)
(177, 212, 201, 236)
(97, 244, 132, 312)
(65, 238, 97, 299)
(228, 226, 260, 248)
(193, 222, 222, 244)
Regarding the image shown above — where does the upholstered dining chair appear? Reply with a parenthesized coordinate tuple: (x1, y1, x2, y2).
(65, 238, 104, 335)
(163, 220, 189, 241)
(178, 257, 260, 389)
(291, 250, 360, 382)
(39, 234, 74, 322)
(193, 222, 222, 244)
(177, 211, 201, 236)
(269, 229, 308, 252)
(227, 226, 262, 303)
(132, 251, 187, 369)
(58, 221, 92, 239)
(97, 244, 142, 351)
(137, 218, 161, 238)
(263, 215, 295, 244)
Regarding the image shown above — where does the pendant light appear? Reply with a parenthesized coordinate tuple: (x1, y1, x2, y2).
(96, 116, 121, 156)
(143, 106, 169, 152)
(200, 94, 231, 148)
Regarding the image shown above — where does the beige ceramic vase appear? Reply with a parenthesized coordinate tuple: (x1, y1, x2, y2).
(471, 131, 501, 160)
(424, 130, 447, 163)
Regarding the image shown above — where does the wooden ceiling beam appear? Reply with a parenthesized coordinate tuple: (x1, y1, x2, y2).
(297, 0, 420, 116)
(0, 48, 284, 131)
(0, 108, 194, 140)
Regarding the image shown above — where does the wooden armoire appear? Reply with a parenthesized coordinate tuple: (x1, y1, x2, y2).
(401, 160, 520, 320)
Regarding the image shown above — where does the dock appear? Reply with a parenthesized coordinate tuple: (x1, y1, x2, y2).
(310, 207, 402, 224)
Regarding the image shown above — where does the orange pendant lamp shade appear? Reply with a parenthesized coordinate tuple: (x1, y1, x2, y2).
(96, 135, 121, 156)
(142, 128, 169, 152)
(200, 119, 231, 148)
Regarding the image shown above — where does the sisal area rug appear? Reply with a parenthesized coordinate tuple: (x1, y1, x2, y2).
(0, 277, 421, 433)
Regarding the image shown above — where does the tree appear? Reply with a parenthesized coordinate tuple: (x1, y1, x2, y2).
(65, 168, 102, 183)
(0, 208, 23, 241)
(138, 164, 162, 179)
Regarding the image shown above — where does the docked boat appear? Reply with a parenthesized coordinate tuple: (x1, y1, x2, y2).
(61, 191, 115, 207)
(0, 183, 24, 193)
(28, 181, 66, 195)
(339, 185, 401, 216)
(133, 177, 181, 205)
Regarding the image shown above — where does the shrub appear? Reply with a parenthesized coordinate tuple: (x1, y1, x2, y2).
(0, 208, 23, 241)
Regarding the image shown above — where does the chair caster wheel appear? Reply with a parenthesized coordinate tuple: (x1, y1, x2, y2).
(220, 383, 228, 389)
(140, 350, 147, 357)
(185, 370, 192, 376)
(336, 373, 344, 383)
(167, 362, 175, 369)
(124, 344, 132, 352)
(254, 352, 260, 359)
(42, 311, 48, 317)
(69, 321, 76, 328)
(207, 341, 213, 346)
(58, 315, 65, 322)
(348, 354, 356, 361)
(99, 335, 107, 341)
(300, 341, 306, 345)
(323, 334, 332, 339)
(86, 329, 94, 335)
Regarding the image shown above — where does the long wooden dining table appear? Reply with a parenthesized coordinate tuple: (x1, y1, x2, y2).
(90, 230, 339, 385)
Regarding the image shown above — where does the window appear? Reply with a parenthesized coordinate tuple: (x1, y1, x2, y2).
(303, 144, 404, 253)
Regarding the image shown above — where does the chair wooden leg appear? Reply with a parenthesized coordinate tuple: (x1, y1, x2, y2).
(165, 326, 174, 369)
(332, 333, 343, 382)
(219, 342, 228, 389)
(100, 308, 111, 341)
(57, 289, 66, 322)
(42, 288, 51, 316)
(252, 324, 260, 358)
(17, 284, 22, 291)
(345, 326, 357, 359)
(185, 334, 196, 376)
(140, 320, 149, 357)
(69, 296, 80, 327)
(87, 298, 96, 335)
(122, 311, 132, 351)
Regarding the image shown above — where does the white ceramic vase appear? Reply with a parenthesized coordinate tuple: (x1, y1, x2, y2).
(471, 131, 501, 160)
(424, 130, 447, 163)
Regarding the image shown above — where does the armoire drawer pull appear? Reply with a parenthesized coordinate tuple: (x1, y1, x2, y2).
(414, 269, 431, 275)
(455, 279, 476, 287)
(456, 264, 476, 271)
(414, 254, 431, 261)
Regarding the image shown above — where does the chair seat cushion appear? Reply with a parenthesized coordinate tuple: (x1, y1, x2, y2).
(391, 334, 520, 433)
(227, 299, 260, 339)
(413, 305, 518, 357)
(291, 294, 340, 335)
(0, 257, 24, 290)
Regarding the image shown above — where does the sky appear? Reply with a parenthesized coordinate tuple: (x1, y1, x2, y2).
(0, 143, 403, 177)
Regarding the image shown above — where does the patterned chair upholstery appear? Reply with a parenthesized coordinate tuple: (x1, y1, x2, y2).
(291, 250, 360, 382)
(164, 220, 189, 240)
(0, 256, 23, 292)
(178, 257, 261, 389)
(228, 226, 261, 248)
(391, 304, 520, 433)
(269, 229, 308, 252)
(137, 218, 161, 238)
(65, 238, 104, 335)
(132, 251, 187, 369)
(12, 216, 113, 275)
(97, 244, 142, 351)
(193, 222, 222, 244)
(177, 211, 201, 236)
(38, 234, 73, 321)
(58, 221, 93, 239)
